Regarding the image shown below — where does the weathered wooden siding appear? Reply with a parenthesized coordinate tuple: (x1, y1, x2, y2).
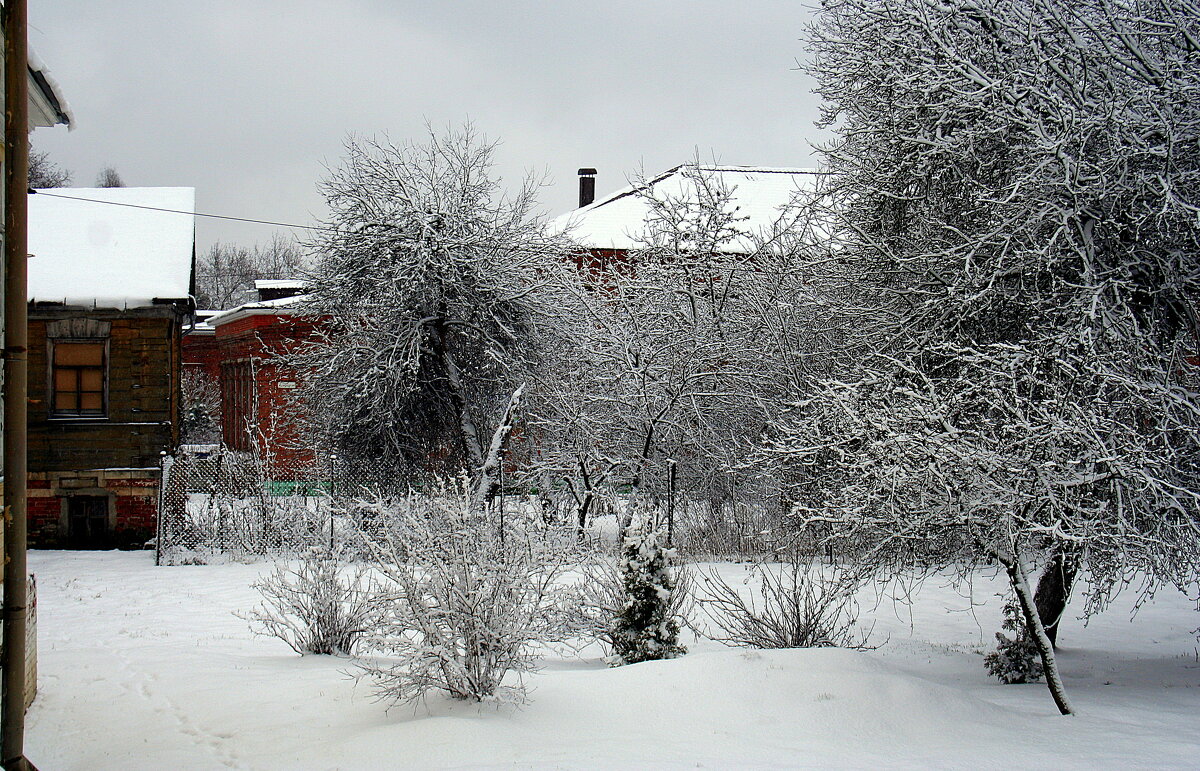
(27, 308, 182, 471)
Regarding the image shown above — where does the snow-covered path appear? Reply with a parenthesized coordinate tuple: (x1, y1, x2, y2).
(26, 551, 1200, 769)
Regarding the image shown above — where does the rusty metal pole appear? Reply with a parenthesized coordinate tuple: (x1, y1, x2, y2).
(1, 0, 32, 768)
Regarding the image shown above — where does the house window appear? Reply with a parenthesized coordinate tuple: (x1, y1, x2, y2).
(52, 341, 107, 417)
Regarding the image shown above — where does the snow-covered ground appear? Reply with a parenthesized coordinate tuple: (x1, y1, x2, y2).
(27, 550, 1200, 770)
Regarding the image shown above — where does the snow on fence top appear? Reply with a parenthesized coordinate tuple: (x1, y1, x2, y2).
(550, 165, 823, 253)
(28, 187, 196, 309)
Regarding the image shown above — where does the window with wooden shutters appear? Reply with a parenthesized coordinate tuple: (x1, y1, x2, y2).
(52, 341, 107, 417)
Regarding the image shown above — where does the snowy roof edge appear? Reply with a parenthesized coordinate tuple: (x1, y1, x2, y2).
(206, 294, 309, 328)
(28, 46, 73, 129)
(550, 164, 826, 252)
(576, 164, 823, 216)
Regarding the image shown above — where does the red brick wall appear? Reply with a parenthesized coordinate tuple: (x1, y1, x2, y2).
(27, 494, 60, 546)
(113, 486, 157, 536)
(214, 311, 324, 478)
(182, 331, 221, 381)
(28, 471, 160, 549)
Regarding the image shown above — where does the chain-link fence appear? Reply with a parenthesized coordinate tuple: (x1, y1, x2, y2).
(154, 445, 789, 564)
(155, 446, 376, 565)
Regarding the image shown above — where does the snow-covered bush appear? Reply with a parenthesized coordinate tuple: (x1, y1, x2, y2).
(696, 557, 875, 650)
(609, 525, 687, 665)
(579, 552, 692, 659)
(242, 548, 374, 655)
(985, 600, 1044, 685)
(354, 489, 585, 704)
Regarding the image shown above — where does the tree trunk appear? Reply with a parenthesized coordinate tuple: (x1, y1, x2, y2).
(996, 547, 1075, 716)
(471, 384, 525, 514)
(1034, 546, 1079, 649)
(430, 320, 485, 472)
(575, 461, 595, 541)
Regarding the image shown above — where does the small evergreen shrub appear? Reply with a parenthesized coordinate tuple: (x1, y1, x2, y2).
(611, 524, 687, 665)
(984, 599, 1044, 684)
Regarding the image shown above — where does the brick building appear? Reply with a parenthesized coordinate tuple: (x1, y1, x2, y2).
(190, 281, 321, 480)
(26, 187, 195, 548)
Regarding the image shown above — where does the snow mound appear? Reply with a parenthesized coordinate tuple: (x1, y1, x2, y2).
(25, 552, 1200, 770)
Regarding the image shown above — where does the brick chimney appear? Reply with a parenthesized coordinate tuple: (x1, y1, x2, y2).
(578, 168, 597, 208)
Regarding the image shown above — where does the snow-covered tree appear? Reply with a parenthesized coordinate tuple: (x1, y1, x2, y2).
(536, 164, 827, 539)
(610, 524, 687, 664)
(293, 126, 575, 488)
(778, 0, 1200, 714)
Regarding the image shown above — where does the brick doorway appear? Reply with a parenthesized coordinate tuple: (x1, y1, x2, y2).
(65, 495, 113, 549)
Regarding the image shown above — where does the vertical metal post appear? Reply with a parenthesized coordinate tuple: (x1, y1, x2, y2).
(155, 452, 172, 567)
(327, 453, 336, 555)
(666, 460, 676, 546)
(2, 1, 32, 767)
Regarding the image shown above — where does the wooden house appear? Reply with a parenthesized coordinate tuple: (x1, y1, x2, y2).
(25, 187, 196, 548)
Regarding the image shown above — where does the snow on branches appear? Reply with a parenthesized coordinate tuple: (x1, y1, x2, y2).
(293, 126, 576, 485)
(351, 486, 586, 705)
(533, 163, 829, 534)
(789, 0, 1200, 713)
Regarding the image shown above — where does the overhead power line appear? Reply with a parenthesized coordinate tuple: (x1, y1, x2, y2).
(29, 189, 333, 232)
(26, 189, 586, 255)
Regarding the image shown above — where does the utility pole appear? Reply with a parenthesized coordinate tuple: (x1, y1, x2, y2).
(1, 0, 33, 767)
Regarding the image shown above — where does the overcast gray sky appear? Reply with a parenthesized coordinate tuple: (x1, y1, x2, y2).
(29, 1, 825, 254)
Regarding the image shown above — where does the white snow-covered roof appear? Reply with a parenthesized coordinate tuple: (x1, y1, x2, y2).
(206, 294, 308, 328)
(28, 187, 196, 308)
(185, 310, 221, 336)
(253, 279, 308, 291)
(550, 165, 823, 253)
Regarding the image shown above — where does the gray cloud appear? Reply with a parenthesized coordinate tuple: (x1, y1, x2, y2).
(30, 0, 824, 253)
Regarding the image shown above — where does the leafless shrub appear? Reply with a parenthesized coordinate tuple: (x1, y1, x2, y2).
(673, 500, 781, 560)
(352, 487, 588, 705)
(242, 548, 375, 655)
(695, 557, 877, 650)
